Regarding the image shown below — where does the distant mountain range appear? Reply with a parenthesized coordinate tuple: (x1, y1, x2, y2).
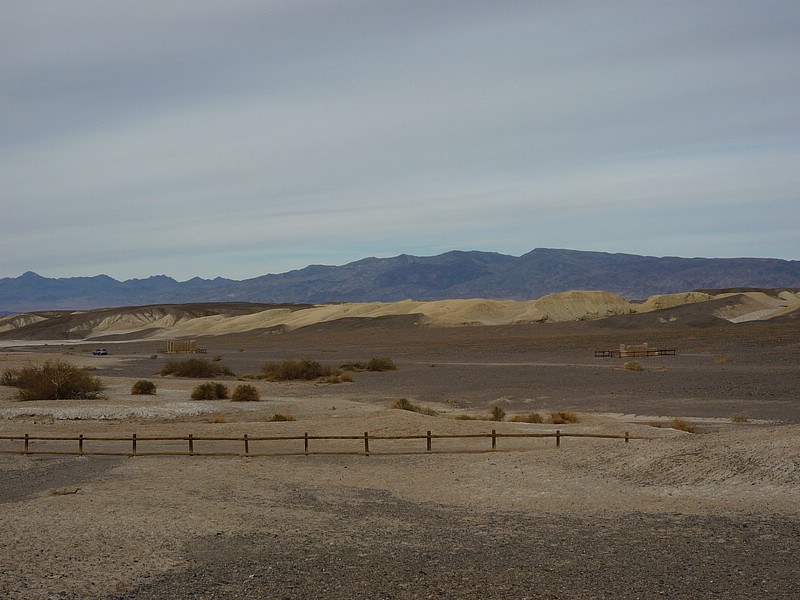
(2, 248, 799, 313)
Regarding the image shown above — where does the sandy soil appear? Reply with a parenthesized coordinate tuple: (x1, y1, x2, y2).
(0, 319, 798, 598)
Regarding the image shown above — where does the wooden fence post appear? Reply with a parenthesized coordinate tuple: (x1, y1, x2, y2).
(556, 430, 561, 448)
(427, 430, 432, 452)
(132, 433, 137, 456)
(243, 434, 249, 456)
(79, 434, 84, 455)
(304, 432, 309, 455)
(364, 432, 370, 456)
(188, 434, 194, 456)
(24, 433, 29, 455)
(491, 429, 497, 450)
(625, 431, 629, 443)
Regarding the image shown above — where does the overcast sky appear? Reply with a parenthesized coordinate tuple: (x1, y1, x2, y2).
(2, 1, 799, 281)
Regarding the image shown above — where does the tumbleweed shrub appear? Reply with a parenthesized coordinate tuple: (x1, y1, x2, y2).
(260, 359, 334, 381)
(269, 413, 296, 422)
(190, 382, 230, 400)
(231, 384, 260, 402)
(730, 412, 750, 423)
(5, 360, 105, 400)
(391, 397, 437, 416)
(131, 380, 157, 395)
(366, 357, 397, 372)
(669, 418, 696, 433)
(490, 405, 506, 422)
(623, 361, 643, 371)
(511, 413, 544, 424)
(161, 358, 234, 378)
(548, 410, 580, 424)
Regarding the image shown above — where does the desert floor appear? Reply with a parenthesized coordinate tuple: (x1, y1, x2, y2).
(0, 319, 798, 599)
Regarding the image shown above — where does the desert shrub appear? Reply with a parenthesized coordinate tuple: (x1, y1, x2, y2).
(649, 421, 663, 428)
(548, 410, 580, 424)
(131, 380, 157, 395)
(260, 359, 334, 381)
(320, 373, 353, 384)
(455, 414, 483, 421)
(511, 413, 544, 424)
(730, 413, 749, 423)
(4, 360, 104, 400)
(190, 382, 229, 400)
(624, 361, 643, 371)
(490, 405, 506, 422)
(669, 418, 696, 433)
(1, 368, 22, 387)
(366, 357, 397, 372)
(391, 397, 437, 416)
(161, 358, 234, 378)
(231, 384, 260, 402)
(269, 413, 295, 422)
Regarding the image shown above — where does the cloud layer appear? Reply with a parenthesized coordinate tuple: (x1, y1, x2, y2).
(2, 1, 799, 280)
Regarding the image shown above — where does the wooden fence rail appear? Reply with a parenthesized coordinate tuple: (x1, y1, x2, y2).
(0, 430, 650, 458)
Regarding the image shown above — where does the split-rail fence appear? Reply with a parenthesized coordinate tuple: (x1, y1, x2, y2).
(0, 430, 649, 458)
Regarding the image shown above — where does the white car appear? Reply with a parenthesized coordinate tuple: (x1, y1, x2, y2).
(92, 348, 108, 356)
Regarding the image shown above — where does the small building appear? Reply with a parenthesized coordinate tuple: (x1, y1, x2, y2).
(166, 339, 205, 354)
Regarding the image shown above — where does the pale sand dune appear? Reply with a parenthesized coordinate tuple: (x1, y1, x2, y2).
(6, 288, 795, 341)
(632, 291, 714, 313)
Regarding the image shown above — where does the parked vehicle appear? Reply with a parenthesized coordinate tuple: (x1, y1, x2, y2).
(92, 348, 108, 355)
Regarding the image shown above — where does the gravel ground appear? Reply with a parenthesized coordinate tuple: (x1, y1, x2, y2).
(113, 486, 798, 600)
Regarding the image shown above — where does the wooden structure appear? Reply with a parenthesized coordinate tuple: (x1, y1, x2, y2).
(0, 430, 649, 458)
(165, 339, 206, 354)
(595, 343, 675, 358)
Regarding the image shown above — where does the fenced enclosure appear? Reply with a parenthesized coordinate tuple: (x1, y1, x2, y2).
(0, 430, 649, 457)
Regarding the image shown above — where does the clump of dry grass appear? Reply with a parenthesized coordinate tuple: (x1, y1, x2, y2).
(320, 373, 353, 384)
(649, 420, 663, 428)
(548, 410, 580, 424)
(669, 418, 696, 433)
(623, 361, 643, 371)
(268, 413, 295, 422)
(730, 412, 749, 423)
(341, 357, 397, 372)
(391, 398, 437, 416)
(511, 413, 544, 424)
(490, 405, 506, 422)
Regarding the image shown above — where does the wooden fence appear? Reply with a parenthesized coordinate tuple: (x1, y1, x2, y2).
(594, 349, 676, 358)
(0, 430, 649, 458)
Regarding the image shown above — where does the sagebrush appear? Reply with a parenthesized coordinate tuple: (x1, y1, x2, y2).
(2, 360, 105, 400)
(231, 384, 260, 402)
(260, 359, 335, 381)
(161, 358, 234, 378)
(191, 382, 230, 400)
(131, 380, 157, 395)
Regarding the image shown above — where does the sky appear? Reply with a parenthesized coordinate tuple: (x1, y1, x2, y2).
(2, 1, 799, 281)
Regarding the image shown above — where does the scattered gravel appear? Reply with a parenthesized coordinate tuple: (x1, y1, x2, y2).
(113, 486, 799, 599)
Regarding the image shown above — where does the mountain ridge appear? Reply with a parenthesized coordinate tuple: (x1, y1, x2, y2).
(2, 248, 799, 312)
